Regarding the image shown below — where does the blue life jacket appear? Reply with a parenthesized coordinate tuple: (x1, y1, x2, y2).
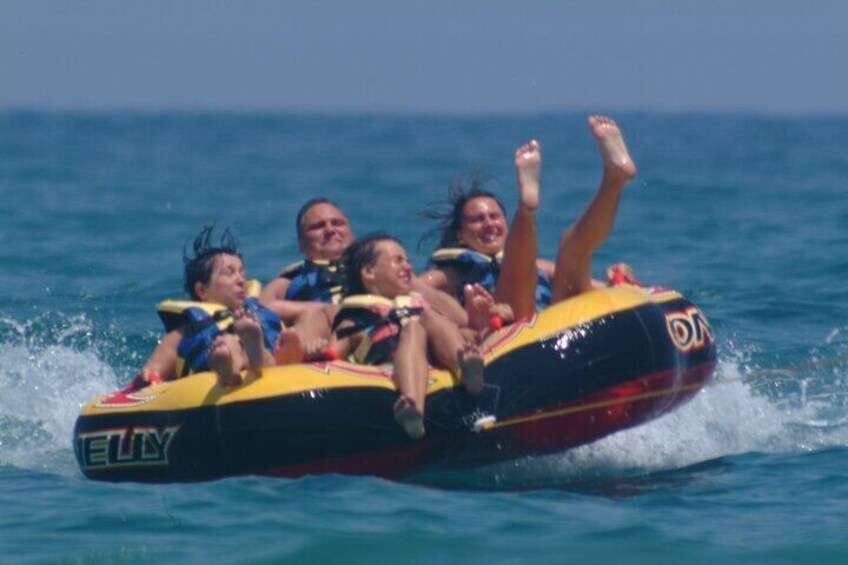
(279, 259, 345, 304)
(157, 296, 282, 378)
(429, 248, 552, 310)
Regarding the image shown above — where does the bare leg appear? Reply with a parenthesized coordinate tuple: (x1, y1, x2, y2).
(552, 116, 637, 301)
(392, 319, 427, 439)
(275, 328, 331, 363)
(275, 305, 337, 364)
(494, 139, 542, 319)
(419, 306, 464, 373)
(419, 306, 485, 395)
(295, 304, 336, 345)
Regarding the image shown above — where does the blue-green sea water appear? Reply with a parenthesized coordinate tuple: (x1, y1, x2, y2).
(2, 112, 847, 563)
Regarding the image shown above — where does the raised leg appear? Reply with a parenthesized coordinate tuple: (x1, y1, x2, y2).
(494, 139, 542, 319)
(552, 116, 637, 301)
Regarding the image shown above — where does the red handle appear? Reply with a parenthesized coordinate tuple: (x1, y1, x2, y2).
(322, 348, 341, 361)
(489, 315, 504, 331)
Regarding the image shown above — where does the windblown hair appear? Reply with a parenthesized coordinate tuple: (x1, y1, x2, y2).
(418, 172, 507, 251)
(183, 225, 242, 300)
(343, 231, 402, 296)
(295, 197, 342, 242)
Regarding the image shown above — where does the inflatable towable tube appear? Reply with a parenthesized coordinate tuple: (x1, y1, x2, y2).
(74, 285, 716, 483)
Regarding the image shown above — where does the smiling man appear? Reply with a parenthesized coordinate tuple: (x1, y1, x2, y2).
(259, 197, 355, 324)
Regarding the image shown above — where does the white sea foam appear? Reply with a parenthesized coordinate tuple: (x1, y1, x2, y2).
(0, 317, 117, 476)
(445, 352, 848, 489)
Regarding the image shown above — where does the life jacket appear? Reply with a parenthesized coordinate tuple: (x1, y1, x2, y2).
(279, 259, 346, 304)
(429, 248, 552, 310)
(157, 282, 282, 378)
(331, 294, 424, 365)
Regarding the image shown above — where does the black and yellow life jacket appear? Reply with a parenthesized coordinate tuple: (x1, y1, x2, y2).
(157, 281, 282, 377)
(331, 294, 424, 365)
(279, 259, 346, 305)
(429, 247, 552, 310)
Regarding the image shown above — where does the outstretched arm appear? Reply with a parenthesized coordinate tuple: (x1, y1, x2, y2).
(259, 277, 328, 325)
(135, 328, 184, 385)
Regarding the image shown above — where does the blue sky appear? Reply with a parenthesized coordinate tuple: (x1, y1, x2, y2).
(2, 1, 846, 114)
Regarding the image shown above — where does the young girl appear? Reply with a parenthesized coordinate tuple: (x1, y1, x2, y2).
(329, 233, 484, 439)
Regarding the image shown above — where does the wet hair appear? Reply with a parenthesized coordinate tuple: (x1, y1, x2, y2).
(183, 225, 242, 300)
(295, 197, 343, 242)
(418, 172, 507, 250)
(343, 231, 402, 296)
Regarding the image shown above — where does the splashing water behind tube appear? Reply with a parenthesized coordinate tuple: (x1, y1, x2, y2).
(0, 314, 121, 476)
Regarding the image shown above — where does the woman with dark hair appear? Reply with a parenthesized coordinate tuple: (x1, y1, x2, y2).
(420, 115, 638, 320)
(420, 139, 545, 322)
(133, 225, 282, 389)
(329, 232, 484, 439)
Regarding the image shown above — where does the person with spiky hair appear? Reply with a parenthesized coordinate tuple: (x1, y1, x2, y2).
(133, 225, 281, 388)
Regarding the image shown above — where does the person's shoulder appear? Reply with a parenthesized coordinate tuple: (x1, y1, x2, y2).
(278, 260, 306, 278)
(259, 276, 292, 304)
(417, 268, 451, 291)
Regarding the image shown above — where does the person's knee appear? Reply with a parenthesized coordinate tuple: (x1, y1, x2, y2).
(401, 318, 427, 345)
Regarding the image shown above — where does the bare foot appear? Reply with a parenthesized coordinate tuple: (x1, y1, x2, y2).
(274, 328, 305, 365)
(588, 115, 637, 181)
(208, 335, 242, 387)
(233, 308, 264, 371)
(464, 283, 514, 336)
(303, 336, 331, 361)
(393, 395, 425, 439)
(458, 341, 485, 396)
(275, 327, 330, 364)
(464, 283, 494, 332)
(515, 139, 541, 211)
